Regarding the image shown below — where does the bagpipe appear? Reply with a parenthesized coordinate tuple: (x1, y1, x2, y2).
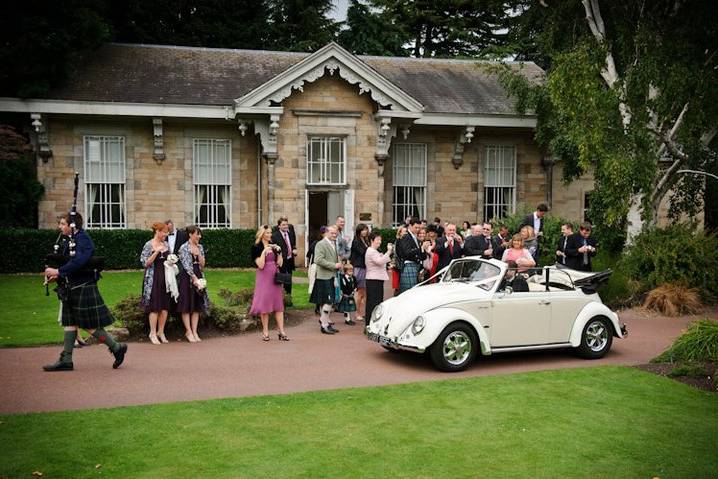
(44, 172, 105, 297)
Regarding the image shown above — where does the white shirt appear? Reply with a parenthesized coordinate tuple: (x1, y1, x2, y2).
(167, 231, 177, 252)
(533, 213, 541, 234)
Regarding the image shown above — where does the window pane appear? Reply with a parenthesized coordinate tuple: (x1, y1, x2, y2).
(193, 140, 232, 227)
(307, 136, 345, 185)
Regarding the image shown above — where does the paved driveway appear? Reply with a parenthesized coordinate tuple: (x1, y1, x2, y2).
(0, 307, 704, 414)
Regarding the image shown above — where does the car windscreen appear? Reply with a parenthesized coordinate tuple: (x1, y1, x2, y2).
(442, 260, 501, 290)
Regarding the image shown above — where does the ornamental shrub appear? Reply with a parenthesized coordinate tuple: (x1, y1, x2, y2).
(619, 226, 718, 301)
(652, 319, 718, 363)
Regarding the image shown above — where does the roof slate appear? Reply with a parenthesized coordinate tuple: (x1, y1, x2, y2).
(45, 43, 543, 115)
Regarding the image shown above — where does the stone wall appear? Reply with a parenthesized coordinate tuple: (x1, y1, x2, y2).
(40, 117, 259, 230)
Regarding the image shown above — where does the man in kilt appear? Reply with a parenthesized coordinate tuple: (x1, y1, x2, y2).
(43, 213, 127, 371)
(310, 226, 342, 335)
(396, 218, 427, 294)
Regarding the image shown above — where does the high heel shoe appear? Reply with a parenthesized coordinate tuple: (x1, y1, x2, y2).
(278, 332, 290, 341)
(158, 333, 169, 344)
(149, 333, 161, 345)
(194, 333, 202, 342)
(185, 332, 197, 343)
(261, 334, 270, 342)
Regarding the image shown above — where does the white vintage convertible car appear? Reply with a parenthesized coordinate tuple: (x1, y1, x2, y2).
(366, 257, 627, 371)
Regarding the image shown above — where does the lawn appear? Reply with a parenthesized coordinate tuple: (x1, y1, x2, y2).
(1, 366, 716, 478)
(0, 269, 310, 347)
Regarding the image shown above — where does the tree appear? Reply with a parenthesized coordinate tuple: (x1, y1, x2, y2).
(371, 0, 509, 58)
(0, 0, 111, 97)
(267, 0, 340, 52)
(338, 0, 407, 56)
(496, 0, 718, 237)
(0, 126, 44, 228)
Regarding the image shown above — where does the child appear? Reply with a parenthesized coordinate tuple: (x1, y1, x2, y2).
(337, 264, 358, 325)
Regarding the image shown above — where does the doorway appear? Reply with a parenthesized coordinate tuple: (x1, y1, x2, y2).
(306, 190, 344, 251)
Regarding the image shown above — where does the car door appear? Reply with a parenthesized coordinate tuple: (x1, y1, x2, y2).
(488, 291, 552, 347)
(546, 290, 592, 343)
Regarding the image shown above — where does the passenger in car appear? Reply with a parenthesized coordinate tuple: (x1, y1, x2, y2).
(501, 234, 536, 273)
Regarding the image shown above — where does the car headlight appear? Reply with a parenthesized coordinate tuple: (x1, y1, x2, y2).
(372, 305, 384, 322)
(411, 315, 426, 335)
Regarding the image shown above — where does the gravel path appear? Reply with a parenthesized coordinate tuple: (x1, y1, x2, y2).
(0, 306, 705, 414)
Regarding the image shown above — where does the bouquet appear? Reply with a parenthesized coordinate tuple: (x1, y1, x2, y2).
(196, 278, 207, 291)
(164, 254, 180, 300)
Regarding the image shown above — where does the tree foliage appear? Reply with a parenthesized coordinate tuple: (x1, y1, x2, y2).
(495, 0, 718, 233)
(0, 126, 44, 228)
(267, 0, 339, 52)
(338, 0, 407, 56)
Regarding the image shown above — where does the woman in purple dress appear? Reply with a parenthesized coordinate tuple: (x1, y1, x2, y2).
(140, 222, 171, 345)
(177, 225, 209, 343)
(250, 225, 289, 342)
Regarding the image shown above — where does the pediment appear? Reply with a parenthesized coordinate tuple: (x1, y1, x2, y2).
(235, 42, 424, 113)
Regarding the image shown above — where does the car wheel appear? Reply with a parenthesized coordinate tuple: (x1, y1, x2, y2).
(577, 316, 613, 359)
(429, 323, 478, 372)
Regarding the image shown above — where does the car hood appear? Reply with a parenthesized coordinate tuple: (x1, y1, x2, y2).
(379, 282, 491, 336)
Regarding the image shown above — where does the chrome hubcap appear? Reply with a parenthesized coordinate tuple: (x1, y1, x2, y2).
(443, 331, 471, 365)
(585, 321, 608, 352)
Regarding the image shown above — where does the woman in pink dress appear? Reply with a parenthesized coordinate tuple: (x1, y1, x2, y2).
(250, 226, 289, 342)
(501, 234, 536, 272)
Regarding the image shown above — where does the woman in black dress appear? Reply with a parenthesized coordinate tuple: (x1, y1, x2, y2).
(349, 223, 369, 322)
(140, 221, 171, 345)
(177, 225, 209, 343)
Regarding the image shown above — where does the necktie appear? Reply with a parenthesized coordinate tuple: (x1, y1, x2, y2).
(449, 240, 453, 256)
(583, 239, 588, 265)
(283, 231, 292, 258)
(562, 237, 568, 264)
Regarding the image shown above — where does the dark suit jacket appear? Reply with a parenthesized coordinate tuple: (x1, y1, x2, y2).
(492, 234, 510, 260)
(435, 236, 464, 271)
(556, 234, 571, 266)
(168, 229, 188, 255)
(564, 233, 597, 271)
(519, 213, 544, 235)
(272, 226, 297, 272)
(396, 233, 426, 266)
(463, 235, 492, 259)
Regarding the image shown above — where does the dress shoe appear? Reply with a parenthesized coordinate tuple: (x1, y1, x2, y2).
(112, 344, 128, 369)
(344, 319, 357, 325)
(320, 326, 335, 335)
(328, 325, 340, 333)
(43, 358, 74, 372)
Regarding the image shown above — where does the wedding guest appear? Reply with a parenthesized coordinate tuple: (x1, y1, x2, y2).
(520, 225, 539, 263)
(424, 224, 440, 281)
(365, 231, 393, 321)
(312, 226, 342, 334)
(461, 221, 472, 238)
(177, 225, 209, 343)
(397, 219, 427, 293)
(334, 216, 351, 262)
(493, 225, 511, 260)
(165, 219, 188, 255)
(433, 217, 445, 238)
(501, 234, 536, 273)
(349, 223, 370, 322)
(434, 223, 463, 271)
(271, 217, 297, 300)
(464, 223, 493, 259)
(390, 226, 407, 294)
(519, 203, 548, 258)
(250, 226, 289, 341)
(565, 222, 598, 271)
(336, 264, 358, 325)
(140, 222, 172, 345)
(307, 227, 326, 316)
(556, 223, 574, 267)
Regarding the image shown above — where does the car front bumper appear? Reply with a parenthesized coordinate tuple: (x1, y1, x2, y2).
(366, 331, 425, 353)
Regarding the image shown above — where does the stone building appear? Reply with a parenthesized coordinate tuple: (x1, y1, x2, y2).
(0, 42, 597, 259)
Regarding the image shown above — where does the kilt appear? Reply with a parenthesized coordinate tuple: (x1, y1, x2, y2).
(60, 282, 114, 329)
(399, 262, 421, 294)
(310, 277, 335, 306)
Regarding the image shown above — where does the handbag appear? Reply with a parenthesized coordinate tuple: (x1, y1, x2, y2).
(274, 271, 292, 285)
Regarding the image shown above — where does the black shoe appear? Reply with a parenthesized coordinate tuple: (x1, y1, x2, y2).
(320, 326, 335, 335)
(328, 325, 340, 333)
(344, 319, 357, 325)
(112, 343, 128, 369)
(43, 359, 74, 372)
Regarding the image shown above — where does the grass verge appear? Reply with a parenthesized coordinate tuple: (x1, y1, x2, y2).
(1, 366, 717, 479)
(0, 270, 310, 347)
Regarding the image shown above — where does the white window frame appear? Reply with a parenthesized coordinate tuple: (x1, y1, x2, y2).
(83, 135, 126, 229)
(306, 136, 346, 185)
(192, 138, 232, 228)
(391, 143, 427, 226)
(483, 145, 517, 221)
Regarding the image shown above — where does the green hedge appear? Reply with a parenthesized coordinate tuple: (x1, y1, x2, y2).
(1, 228, 258, 273)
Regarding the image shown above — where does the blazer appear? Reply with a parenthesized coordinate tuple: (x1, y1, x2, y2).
(349, 238, 369, 269)
(272, 226, 297, 272)
(335, 231, 351, 261)
(314, 238, 339, 280)
(564, 233, 597, 271)
(520, 213, 544, 236)
(556, 234, 571, 266)
(435, 236, 464, 272)
(168, 229, 188, 255)
(396, 232, 426, 265)
(463, 235, 492, 259)
(492, 234, 510, 260)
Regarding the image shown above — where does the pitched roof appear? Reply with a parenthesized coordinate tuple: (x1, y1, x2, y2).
(45, 43, 543, 115)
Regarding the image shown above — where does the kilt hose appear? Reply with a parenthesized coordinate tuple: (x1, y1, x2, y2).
(399, 262, 421, 294)
(61, 282, 114, 330)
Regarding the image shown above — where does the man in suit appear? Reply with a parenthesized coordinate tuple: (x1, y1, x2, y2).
(396, 218, 427, 293)
(313, 226, 342, 334)
(464, 223, 493, 259)
(519, 204, 548, 258)
(435, 223, 464, 271)
(565, 222, 597, 271)
(165, 219, 188, 255)
(433, 217, 445, 238)
(272, 217, 297, 298)
(555, 223, 574, 267)
(334, 216, 351, 262)
(492, 225, 511, 260)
